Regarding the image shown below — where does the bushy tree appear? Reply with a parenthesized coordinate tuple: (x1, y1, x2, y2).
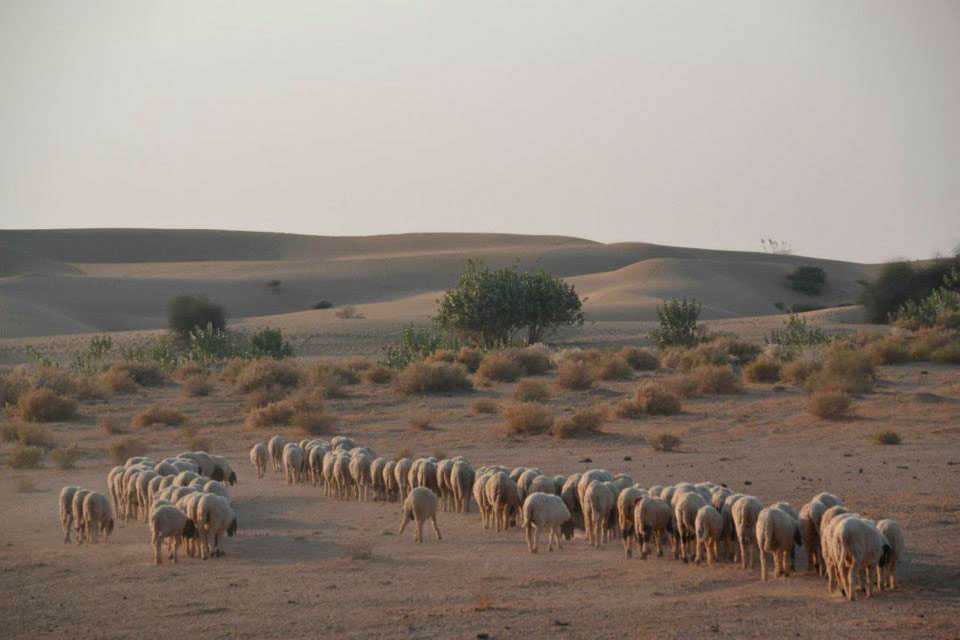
(649, 298, 704, 348)
(167, 295, 225, 337)
(859, 258, 959, 323)
(249, 328, 294, 359)
(785, 266, 826, 295)
(435, 260, 584, 348)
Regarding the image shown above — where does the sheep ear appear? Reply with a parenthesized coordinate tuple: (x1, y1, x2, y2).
(229, 472, 237, 485)
(211, 468, 224, 481)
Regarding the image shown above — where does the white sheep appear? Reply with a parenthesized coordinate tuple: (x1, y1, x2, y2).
(830, 516, 891, 600)
(582, 480, 615, 548)
(81, 492, 114, 544)
(369, 457, 387, 500)
(149, 504, 197, 564)
(203, 480, 230, 502)
(674, 491, 707, 562)
(756, 505, 802, 581)
(560, 474, 584, 531)
(58, 486, 82, 543)
(349, 450, 373, 501)
(799, 497, 833, 575)
(720, 493, 744, 564)
(267, 435, 286, 473)
(473, 471, 494, 529)
(382, 459, 398, 502)
(333, 451, 354, 500)
(249, 443, 268, 479)
(634, 497, 673, 559)
(394, 458, 413, 502)
(695, 505, 724, 566)
(197, 493, 238, 559)
(732, 495, 763, 569)
(876, 519, 905, 591)
(485, 471, 521, 532)
(449, 460, 475, 513)
(71, 488, 92, 544)
(520, 493, 572, 553)
(435, 458, 454, 511)
(616, 486, 647, 558)
(528, 474, 556, 497)
(398, 487, 442, 543)
(283, 443, 305, 485)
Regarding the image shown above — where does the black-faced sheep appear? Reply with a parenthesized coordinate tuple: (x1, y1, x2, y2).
(149, 505, 197, 565)
(398, 487, 442, 543)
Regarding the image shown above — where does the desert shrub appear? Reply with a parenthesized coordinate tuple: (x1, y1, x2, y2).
(780, 358, 822, 385)
(361, 366, 394, 384)
(15, 423, 54, 448)
(245, 401, 294, 429)
(117, 336, 180, 371)
(513, 380, 550, 402)
(408, 415, 432, 431)
(866, 336, 911, 365)
(476, 353, 524, 383)
(99, 367, 139, 394)
(380, 324, 461, 370)
(598, 355, 633, 381)
(335, 305, 365, 319)
(743, 356, 782, 383)
(8, 445, 44, 469)
(650, 298, 705, 348)
(16, 388, 77, 422)
(51, 444, 81, 470)
(98, 416, 123, 435)
(109, 437, 147, 465)
(181, 376, 213, 397)
(650, 433, 681, 452)
(425, 350, 457, 364)
(553, 407, 605, 438)
(0, 423, 18, 441)
(873, 430, 902, 445)
(110, 362, 166, 386)
(659, 373, 701, 398)
(312, 300, 333, 310)
(186, 326, 249, 363)
(767, 314, 831, 347)
(808, 391, 852, 419)
(234, 359, 301, 393)
(774, 302, 826, 313)
(16, 365, 76, 396)
(292, 411, 335, 436)
(249, 327, 294, 359)
(931, 343, 960, 364)
(244, 386, 289, 409)
(340, 357, 372, 372)
(907, 328, 960, 361)
(503, 402, 554, 435)
(691, 365, 742, 394)
(171, 362, 205, 382)
(614, 399, 644, 419)
(505, 346, 555, 376)
(786, 265, 826, 295)
(168, 294, 225, 337)
(713, 337, 764, 364)
(309, 362, 359, 397)
(457, 347, 483, 373)
(70, 335, 114, 371)
(806, 344, 874, 394)
(660, 341, 731, 372)
(554, 361, 596, 390)
(132, 406, 185, 428)
(394, 362, 472, 394)
(470, 398, 499, 415)
(219, 357, 248, 384)
(636, 384, 682, 415)
(860, 258, 959, 324)
(619, 347, 659, 371)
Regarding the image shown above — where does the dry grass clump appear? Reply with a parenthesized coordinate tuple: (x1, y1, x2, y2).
(780, 358, 822, 385)
(244, 386, 289, 409)
(219, 357, 248, 384)
(99, 367, 139, 394)
(8, 445, 44, 469)
(661, 337, 761, 372)
(244, 388, 327, 430)
(181, 376, 213, 397)
(425, 350, 457, 364)
(931, 343, 960, 364)
(108, 362, 165, 387)
(132, 406, 185, 428)
(109, 437, 147, 465)
(806, 344, 874, 394)
(344, 539, 375, 560)
(505, 346, 555, 376)
(866, 336, 911, 365)
(341, 357, 373, 372)
(503, 402, 554, 435)
(13, 423, 55, 448)
(620, 347, 659, 371)
(457, 347, 483, 373)
(873, 430, 902, 445)
(98, 416, 124, 435)
(335, 305, 365, 319)
(51, 444, 81, 470)
(808, 391, 852, 419)
(408, 415, 432, 431)
(635, 384, 682, 415)
(16, 388, 77, 422)
(597, 355, 633, 381)
(476, 353, 524, 382)
(691, 365, 742, 394)
(614, 399, 645, 419)
(470, 398, 500, 415)
(513, 380, 550, 402)
(552, 407, 605, 438)
(554, 361, 597, 390)
(361, 366, 394, 384)
(907, 328, 958, 361)
(395, 361, 472, 394)
(743, 356, 782, 383)
(650, 433, 681, 452)
(171, 362, 205, 382)
(234, 358, 301, 393)
(245, 401, 294, 429)
(659, 374, 702, 398)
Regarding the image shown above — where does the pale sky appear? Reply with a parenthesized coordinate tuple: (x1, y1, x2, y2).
(2, 1, 958, 263)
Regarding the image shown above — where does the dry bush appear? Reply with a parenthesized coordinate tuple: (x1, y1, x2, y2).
(234, 358, 301, 393)
(476, 353, 524, 382)
(457, 347, 483, 373)
(245, 401, 294, 429)
(866, 336, 911, 365)
(620, 347, 659, 371)
(344, 539, 375, 560)
(597, 355, 633, 381)
(513, 380, 550, 402)
(132, 406, 185, 428)
(15, 423, 54, 448)
(907, 328, 957, 361)
(806, 344, 874, 394)
(341, 357, 373, 372)
(505, 346, 554, 376)
(244, 388, 325, 430)
(219, 357, 248, 384)
(873, 430, 902, 445)
(661, 338, 760, 372)
(394, 362, 472, 394)
(650, 433, 681, 452)
(109, 437, 147, 465)
(408, 415, 432, 431)
(244, 386, 289, 409)
(51, 444, 81, 470)
(99, 367, 139, 394)
(182, 376, 213, 397)
(691, 365, 742, 394)
(554, 361, 597, 391)
(334, 305, 365, 319)
(292, 411, 334, 436)
(16, 388, 77, 422)
(552, 407, 605, 438)
(781, 358, 821, 386)
(470, 398, 499, 415)
(309, 362, 360, 387)
(614, 399, 644, 419)
(743, 356, 782, 383)
(503, 402, 554, 435)
(931, 343, 960, 365)
(636, 384, 682, 415)
(362, 366, 394, 384)
(172, 362, 205, 382)
(8, 445, 44, 468)
(72, 375, 108, 401)
(98, 416, 123, 435)
(808, 391, 852, 419)
(658, 374, 701, 398)
(425, 350, 457, 364)
(108, 362, 165, 386)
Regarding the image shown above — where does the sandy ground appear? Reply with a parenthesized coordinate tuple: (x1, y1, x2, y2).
(2, 358, 959, 639)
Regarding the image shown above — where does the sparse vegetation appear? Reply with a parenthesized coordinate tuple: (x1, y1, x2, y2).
(780, 358, 821, 386)
(249, 327, 294, 359)
(554, 361, 596, 390)
(503, 402, 554, 435)
(785, 265, 826, 295)
(107, 361, 166, 387)
(456, 347, 483, 373)
(650, 298, 705, 348)
(394, 362, 472, 394)
(8, 445, 44, 468)
(167, 294, 226, 337)
(361, 366, 394, 384)
(335, 305, 365, 319)
(873, 430, 902, 445)
(650, 433, 681, 452)
(181, 376, 213, 397)
(476, 353, 524, 383)
(132, 406, 185, 428)
(806, 343, 874, 394)
(767, 314, 831, 347)
(234, 359, 301, 393)
(597, 355, 633, 381)
(312, 300, 333, 310)
(245, 401, 295, 429)
(635, 384, 682, 415)
(109, 437, 147, 465)
(614, 398, 644, 419)
(552, 407, 605, 438)
(743, 356, 782, 383)
(691, 365, 742, 394)
(808, 391, 852, 419)
(619, 347, 659, 371)
(16, 388, 77, 422)
(13, 423, 54, 448)
(51, 444, 81, 470)
(513, 380, 550, 402)
(171, 362, 205, 382)
(470, 398, 499, 415)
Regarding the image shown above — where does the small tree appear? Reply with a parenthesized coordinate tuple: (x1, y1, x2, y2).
(168, 295, 225, 337)
(649, 298, 704, 348)
(249, 328, 294, 359)
(785, 266, 826, 295)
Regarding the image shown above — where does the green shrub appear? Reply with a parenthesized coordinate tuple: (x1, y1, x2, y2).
(786, 265, 826, 295)
(767, 314, 831, 347)
(552, 408, 605, 438)
(168, 295, 225, 337)
(394, 362, 472, 394)
(650, 433, 681, 452)
(8, 445, 44, 468)
(503, 402, 554, 435)
(248, 327, 294, 359)
(513, 380, 550, 402)
(312, 300, 333, 310)
(859, 258, 959, 324)
(650, 298, 705, 348)
(109, 437, 147, 465)
(380, 324, 461, 369)
(16, 388, 77, 422)
(808, 391, 852, 419)
(187, 326, 248, 363)
(873, 430, 902, 445)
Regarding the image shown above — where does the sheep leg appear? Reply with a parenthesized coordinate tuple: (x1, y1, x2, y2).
(415, 516, 424, 543)
(63, 515, 72, 543)
(398, 513, 410, 537)
(431, 515, 442, 541)
(172, 538, 179, 563)
(153, 535, 162, 565)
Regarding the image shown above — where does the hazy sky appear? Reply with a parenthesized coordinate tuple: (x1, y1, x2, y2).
(2, 1, 958, 263)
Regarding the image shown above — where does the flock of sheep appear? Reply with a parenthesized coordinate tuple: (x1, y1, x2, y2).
(58, 451, 239, 565)
(254, 434, 907, 601)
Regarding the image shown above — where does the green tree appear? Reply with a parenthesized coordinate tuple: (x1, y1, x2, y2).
(435, 261, 584, 348)
(649, 298, 704, 348)
(785, 266, 826, 295)
(167, 295, 225, 337)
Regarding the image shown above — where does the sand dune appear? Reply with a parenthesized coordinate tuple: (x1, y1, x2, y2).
(0, 228, 878, 339)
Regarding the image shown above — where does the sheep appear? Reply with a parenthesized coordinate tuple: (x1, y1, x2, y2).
(71, 488, 92, 544)
(382, 460, 398, 502)
(560, 474, 584, 531)
(81, 492, 114, 544)
(349, 450, 374, 501)
(509, 467, 526, 483)
(674, 491, 707, 562)
(267, 435, 286, 472)
(552, 475, 566, 495)
(611, 474, 634, 495)
(695, 505, 724, 566)
(180, 451, 216, 477)
(197, 494, 238, 559)
(149, 505, 197, 565)
(416, 459, 440, 495)
(799, 498, 833, 575)
(106, 466, 124, 516)
(330, 435, 355, 451)
(648, 485, 663, 499)
(473, 471, 494, 529)
(811, 492, 841, 509)
(174, 470, 200, 488)
(634, 497, 673, 559)
(732, 495, 763, 569)
(582, 480, 616, 548)
(521, 493, 572, 553)
(203, 480, 230, 502)
(876, 519, 905, 591)
(398, 487, 442, 543)
(485, 471, 521, 532)
(249, 443, 269, 479)
(710, 487, 732, 512)
(283, 444, 305, 485)
(720, 493, 744, 564)
(821, 510, 858, 595)
(517, 468, 544, 504)
(59, 486, 82, 543)
(831, 516, 891, 600)
(333, 452, 354, 500)
(756, 505, 802, 581)
(394, 458, 413, 502)
(154, 461, 178, 477)
(528, 474, 556, 497)
(435, 458, 454, 511)
(449, 460, 475, 513)
(209, 455, 238, 485)
(617, 486, 647, 558)
(369, 457, 387, 500)
(577, 470, 612, 513)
